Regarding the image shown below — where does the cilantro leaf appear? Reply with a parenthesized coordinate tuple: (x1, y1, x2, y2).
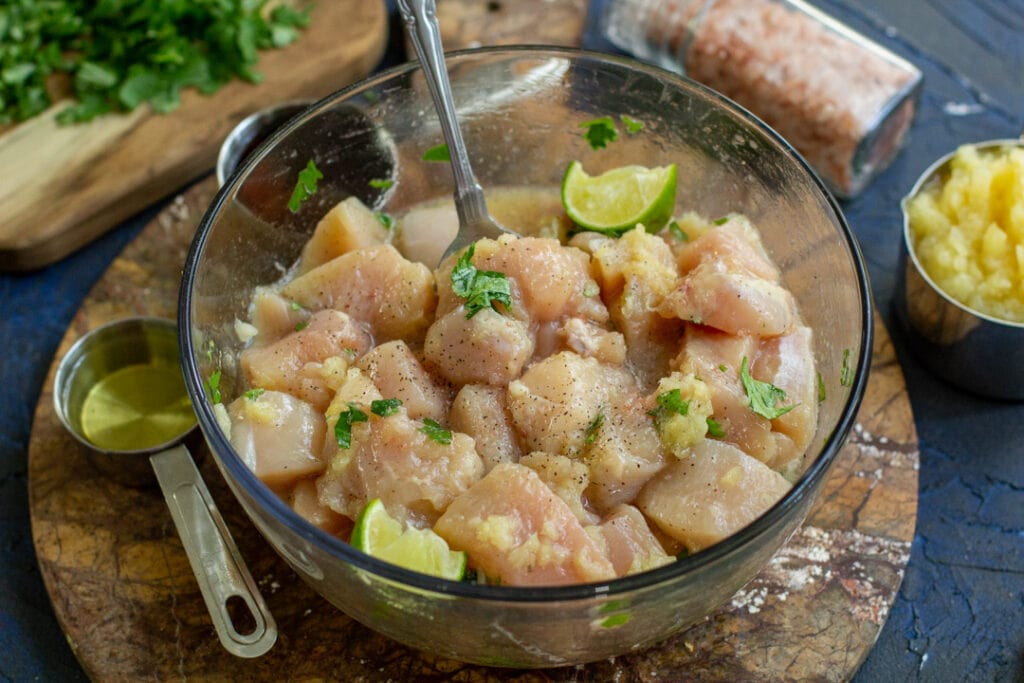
(244, 387, 265, 401)
(450, 244, 513, 318)
(423, 143, 451, 161)
(375, 211, 393, 229)
(206, 371, 222, 404)
(420, 418, 452, 445)
(620, 114, 644, 134)
(668, 220, 689, 242)
(817, 372, 826, 403)
(288, 159, 323, 213)
(335, 403, 369, 449)
(706, 417, 725, 438)
(581, 116, 618, 150)
(371, 398, 402, 417)
(648, 389, 690, 421)
(369, 178, 394, 189)
(584, 412, 605, 445)
(713, 216, 730, 226)
(740, 356, 797, 420)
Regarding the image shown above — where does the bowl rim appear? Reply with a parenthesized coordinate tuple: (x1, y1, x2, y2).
(900, 137, 1024, 329)
(179, 45, 874, 602)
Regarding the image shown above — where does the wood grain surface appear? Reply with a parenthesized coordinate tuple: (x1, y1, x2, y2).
(0, 0, 388, 272)
(27, 172, 917, 682)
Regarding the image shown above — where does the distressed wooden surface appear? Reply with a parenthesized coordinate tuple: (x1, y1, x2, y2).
(27, 168, 917, 680)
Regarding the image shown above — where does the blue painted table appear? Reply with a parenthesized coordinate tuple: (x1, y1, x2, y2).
(1, 1, 1021, 680)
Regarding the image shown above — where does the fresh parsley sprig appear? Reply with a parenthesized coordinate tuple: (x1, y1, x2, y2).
(334, 403, 368, 449)
(288, 159, 323, 213)
(450, 244, 512, 319)
(420, 418, 452, 445)
(740, 356, 797, 420)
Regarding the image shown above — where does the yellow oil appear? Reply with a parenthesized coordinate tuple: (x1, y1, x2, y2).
(80, 362, 196, 451)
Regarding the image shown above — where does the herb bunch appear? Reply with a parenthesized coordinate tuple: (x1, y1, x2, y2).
(0, 0, 311, 125)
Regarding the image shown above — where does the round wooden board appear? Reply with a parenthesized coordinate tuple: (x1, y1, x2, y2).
(29, 176, 918, 682)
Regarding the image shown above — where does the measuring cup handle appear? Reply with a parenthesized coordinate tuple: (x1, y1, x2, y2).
(150, 445, 277, 658)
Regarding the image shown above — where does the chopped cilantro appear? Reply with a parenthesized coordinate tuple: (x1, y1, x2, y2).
(620, 114, 644, 134)
(375, 211, 393, 229)
(288, 159, 323, 213)
(668, 220, 689, 242)
(244, 388, 265, 401)
(580, 116, 618, 150)
(205, 338, 215, 362)
(289, 301, 303, 311)
(706, 417, 725, 438)
(648, 389, 689, 421)
(600, 613, 631, 628)
(206, 371, 222, 404)
(584, 412, 605, 445)
(713, 216, 730, 226)
(817, 371, 826, 403)
(422, 143, 451, 162)
(369, 178, 394, 189)
(718, 364, 728, 372)
(450, 244, 513, 318)
(294, 319, 309, 331)
(420, 418, 452, 445)
(334, 403, 368, 449)
(740, 356, 797, 420)
(840, 348, 854, 386)
(371, 398, 402, 417)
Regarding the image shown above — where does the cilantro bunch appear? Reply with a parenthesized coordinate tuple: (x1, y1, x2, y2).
(0, 0, 311, 126)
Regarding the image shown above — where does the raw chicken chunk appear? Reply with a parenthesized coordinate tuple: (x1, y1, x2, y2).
(282, 244, 436, 343)
(318, 411, 483, 529)
(589, 504, 674, 577)
(448, 384, 522, 472)
(637, 440, 791, 552)
(228, 391, 326, 490)
(520, 451, 597, 525)
(298, 196, 387, 273)
(424, 307, 534, 386)
(356, 340, 448, 421)
(676, 215, 781, 280)
(434, 463, 616, 586)
(250, 288, 305, 344)
(290, 478, 352, 538)
(240, 309, 371, 411)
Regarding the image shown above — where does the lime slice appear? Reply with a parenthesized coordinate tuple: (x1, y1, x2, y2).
(351, 499, 467, 580)
(561, 161, 677, 235)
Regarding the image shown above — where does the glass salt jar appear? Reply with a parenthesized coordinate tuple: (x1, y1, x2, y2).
(600, 0, 923, 198)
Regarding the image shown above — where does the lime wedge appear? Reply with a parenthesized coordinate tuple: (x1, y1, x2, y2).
(561, 161, 677, 236)
(351, 499, 467, 580)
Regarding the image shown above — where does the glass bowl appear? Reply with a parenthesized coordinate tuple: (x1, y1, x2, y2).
(179, 47, 872, 667)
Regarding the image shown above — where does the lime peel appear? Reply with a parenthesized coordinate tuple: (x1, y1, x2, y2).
(562, 161, 677, 236)
(352, 499, 466, 580)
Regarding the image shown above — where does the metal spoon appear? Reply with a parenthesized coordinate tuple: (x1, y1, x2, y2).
(396, 0, 514, 264)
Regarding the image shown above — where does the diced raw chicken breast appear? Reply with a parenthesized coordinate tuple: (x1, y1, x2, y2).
(290, 478, 353, 539)
(660, 260, 797, 337)
(506, 351, 665, 512)
(520, 451, 598, 525)
(434, 463, 617, 586)
(396, 202, 458, 268)
(674, 325, 781, 466)
(448, 384, 522, 472)
(282, 244, 436, 343)
(240, 309, 372, 411)
(250, 287, 304, 344)
(227, 391, 326, 490)
(637, 440, 791, 552)
(557, 318, 626, 366)
(356, 340, 449, 421)
(676, 215, 780, 280)
(298, 196, 388, 273)
(575, 227, 683, 390)
(751, 325, 818, 477)
(318, 411, 483, 529)
(589, 504, 673, 577)
(424, 308, 534, 386)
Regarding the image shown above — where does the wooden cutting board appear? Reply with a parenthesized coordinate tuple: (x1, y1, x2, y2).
(0, 0, 388, 272)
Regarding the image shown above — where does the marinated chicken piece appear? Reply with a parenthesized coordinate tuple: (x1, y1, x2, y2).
(318, 410, 483, 529)
(520, 451, 598, 525)
(395, 202, 458, 268)
(660, 260, 797, 337)
(557, 318, 627, 366)
(282, 244, 436, 343)
(589, 504, 674, 576)
(575, 227, 683, 390)
(250, 287, 305, 344)
(228, 390, 326, 490)
(676, 215, 780, 280)
(448, 384, 522, 472)
(290, 478, 353, 538)
(322, 367, 383, 464)
(649, 371, 714, 457)
(424, 307, 534, 386)
(750, 325, 818, 477)
(637, 440, 791, 552)
(240, 309, 372, 412)
(674, 325, 781, 466)
(298, 196, 388, 273)
(506, 351, 665, 512)
(356, 340, 448, 422)
(434, 463, 617, 586)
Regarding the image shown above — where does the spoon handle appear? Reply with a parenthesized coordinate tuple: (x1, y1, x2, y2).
(396, 0, 490, 229)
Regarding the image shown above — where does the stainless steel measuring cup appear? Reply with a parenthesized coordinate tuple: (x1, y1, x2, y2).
(53, 316, 277, 657)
